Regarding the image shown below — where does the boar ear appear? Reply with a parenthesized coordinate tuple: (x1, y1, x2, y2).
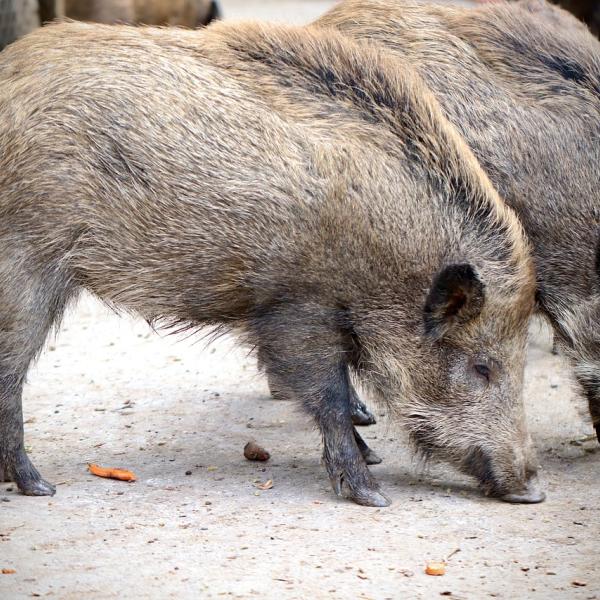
(423, 264, 485, 339)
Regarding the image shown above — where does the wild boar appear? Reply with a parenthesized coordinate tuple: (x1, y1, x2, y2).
(0, 21, 538, 506)
(62, 0, 221, 28)
(314, 0, 600, 443)
(514, 0, 592, 33)
(533, 0, 599, 36)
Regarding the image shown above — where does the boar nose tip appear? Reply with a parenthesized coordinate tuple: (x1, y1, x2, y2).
(500, 479, 546, 504)
(500, 489, 546, 504)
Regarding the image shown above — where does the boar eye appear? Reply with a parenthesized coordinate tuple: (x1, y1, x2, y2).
(473, 363, 491, 382)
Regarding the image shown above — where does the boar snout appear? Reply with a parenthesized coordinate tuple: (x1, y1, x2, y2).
(500, 477, 546, 504)
(462, 447, 545, 504)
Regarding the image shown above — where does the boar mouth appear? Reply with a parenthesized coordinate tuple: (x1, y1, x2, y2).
(461, 447, 546, 503)
(409, 425, 546, 503)
(461, 447, 509, 497)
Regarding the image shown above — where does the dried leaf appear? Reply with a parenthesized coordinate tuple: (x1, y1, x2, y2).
(255, 479, 273, 490)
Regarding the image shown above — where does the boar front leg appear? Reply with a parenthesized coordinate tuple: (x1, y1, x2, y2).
(316, 366, 389, 505)
(259, 347, 377, 427)
(257, 306, 390, 507)
(258, 349, 381, 463)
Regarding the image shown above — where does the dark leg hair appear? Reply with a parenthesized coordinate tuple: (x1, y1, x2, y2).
(256, 303, 390, 506)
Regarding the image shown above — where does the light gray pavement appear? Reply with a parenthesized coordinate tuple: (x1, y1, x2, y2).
(1, 2, 599, 599)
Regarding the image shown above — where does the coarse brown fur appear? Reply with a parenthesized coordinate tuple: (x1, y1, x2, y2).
(314, 0, 600, 443)
(62, 0, 221, 27)
(0, 20, 537, 506)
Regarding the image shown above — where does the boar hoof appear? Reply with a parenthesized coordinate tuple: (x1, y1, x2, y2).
(350, 397, 376, 426)
(3, 453, 56, 496)
(363, 448, 383, 466)
(18, 476, 56, 497)
(351, 488, 391, 507)
(345, 484, 391, 507)
(595, 424, 600, 444)
(329, 473, 391, 507)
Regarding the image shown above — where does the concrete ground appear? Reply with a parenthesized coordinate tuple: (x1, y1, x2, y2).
(1, 1, 599, 599)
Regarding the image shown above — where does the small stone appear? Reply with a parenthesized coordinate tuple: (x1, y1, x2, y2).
(244, 441, 270, 462)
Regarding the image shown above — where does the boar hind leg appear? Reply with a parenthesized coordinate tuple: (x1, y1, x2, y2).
(589, 400, 600, 443)
(353, 429, 382, 466)
(576, 374, 600, 443)
(257, 308, 390, 507)
(268, 365, 377, 426)
(348, 385, 377, 427)
(0, 259, 74, 496)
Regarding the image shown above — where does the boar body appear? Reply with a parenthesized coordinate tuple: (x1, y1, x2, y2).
(0, 22, 537, 505)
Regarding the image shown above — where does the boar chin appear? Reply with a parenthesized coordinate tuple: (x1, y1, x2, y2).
(406, 420, 546, 504)
(461, 447, 545, 504)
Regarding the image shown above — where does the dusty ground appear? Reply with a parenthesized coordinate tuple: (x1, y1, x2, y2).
(1, 1, 599, 599)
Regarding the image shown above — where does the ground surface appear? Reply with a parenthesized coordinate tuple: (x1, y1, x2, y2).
(1, 1, 599, 599)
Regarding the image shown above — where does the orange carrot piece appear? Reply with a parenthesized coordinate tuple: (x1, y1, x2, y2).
(425, 562, 446, 576)
(88, 463, 137, 482)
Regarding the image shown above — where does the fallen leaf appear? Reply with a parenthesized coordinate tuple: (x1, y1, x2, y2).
(446, 548, 461, 562)
(572, 581, 587, 587)
(255, 480, 273, 491)
(1, 569, 16, 575)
